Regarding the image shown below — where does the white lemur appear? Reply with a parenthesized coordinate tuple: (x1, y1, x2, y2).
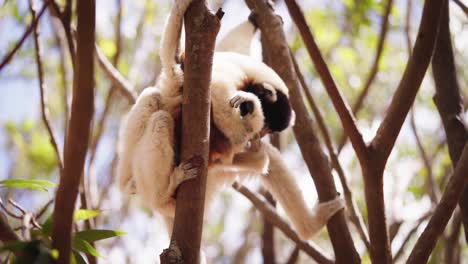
(116, 0, 344, 240)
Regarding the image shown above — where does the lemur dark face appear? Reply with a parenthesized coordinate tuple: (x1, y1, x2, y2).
(245, 83, 293, 134)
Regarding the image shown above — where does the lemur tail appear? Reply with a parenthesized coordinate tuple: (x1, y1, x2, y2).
(159, 0, 192, 79)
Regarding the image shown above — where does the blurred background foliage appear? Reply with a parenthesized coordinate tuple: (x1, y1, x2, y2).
(0, 0, 467, 263)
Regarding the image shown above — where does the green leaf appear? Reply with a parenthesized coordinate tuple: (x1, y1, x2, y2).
(73, 209, 101, 222)
(41, 216, 53, 236)
(0, 179, 56, 192)
(73, 238, 102, 257)
(72, 250, 86, 264)
(75, 229, 126, 243)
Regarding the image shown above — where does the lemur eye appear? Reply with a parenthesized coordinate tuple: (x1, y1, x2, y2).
(240, 101, 254, 117)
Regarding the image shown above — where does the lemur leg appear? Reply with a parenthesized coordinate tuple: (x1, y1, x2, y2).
(117, 89, 163, 193)
(205, 141, 269, 209)
(133, 110, 177, 211)
(261, 141, 345, 240)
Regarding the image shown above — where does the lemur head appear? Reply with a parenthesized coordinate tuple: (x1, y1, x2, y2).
(216, 52, 295, 135)
(207, 52, 295, 163)
(244, 81, 293, 135)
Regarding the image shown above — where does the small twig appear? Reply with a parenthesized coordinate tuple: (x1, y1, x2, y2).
(48, 2, 71, 133)
(8, 199, 26, 215)
(407, 144, 468, 263)
(36, 199, 53, 221)
(285, 246, 300, 264)
(410, 109, 440, 202)
(452, 0, 468, 17)
(30, 0, 64, 172)
(0, 199, 22, 219)
(444, 211, 462, 264)
(95, 44, 137, 104)
(49, 0, 76, 67)
(0, 1, 49, 72)
(392, 211, 432, 262)
(233, 182, 333, 264)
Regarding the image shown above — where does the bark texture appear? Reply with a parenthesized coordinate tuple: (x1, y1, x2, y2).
(51, 0, 95, 263)
(432, 0, 468, 242)
(245, 1, 360, 263)
(165, 1, 220, 263)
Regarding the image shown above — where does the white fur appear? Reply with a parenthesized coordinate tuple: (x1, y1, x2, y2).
(116, 0, 343, 245)
(216, 21, 256, 55)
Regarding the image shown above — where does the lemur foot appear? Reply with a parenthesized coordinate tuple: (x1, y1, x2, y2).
(229, 95, 254, 117)
(296, 197, 345, 240)
(171, 156, 203, 188)
(314, 197, 345, 217)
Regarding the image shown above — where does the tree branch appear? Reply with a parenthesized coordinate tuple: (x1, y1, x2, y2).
(0, 1, 49, 72)
(431, 0, 468, 242)
(370, 0, 445, 160)
(410, 109, 440, 203)
(245, 1, 360, 262)
(30, 0, 63, 173)
(392, 211, 431, 262)
(452, 0, 468, 17)
(51, 0, 95, 263)
(285, 0, 368, 163)
(407, 143, 468, 263)
(292, 54, 370, 250)
(233, 183, 333, 264)
(336, 0, 393, 153)
(164, 2, 220, 263)
(95, 45, 137, 103)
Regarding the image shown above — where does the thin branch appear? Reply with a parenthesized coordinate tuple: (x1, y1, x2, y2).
(51, 0, 95, 262)
(87, 0, 124, 209)
(30, 0, 64, 172)
(392, 211, 431, 262)
(452, 0, 468, 17)
(292, 54, 370, 250)
(48, 2, 71, 133)
(233, 183, 333, 264)
(260, 189, 276, 264)
(245, 1, 360, 262)
(444, 211, 462, 264)
(432, 0, 468, 242)
(336, 0, 393, 154)
(285, 246, 300, 264)
(7, 200, 26, 215)
(371, 0, 445, 160)
(0, 1, 49, 72)
(0, 199, 22, 219)
(95, 44, 137, 104)
(410, 109, 440, 202)
(36, 199, 53, 220)
(407, 143, 468, 263)
(285, 0, 368, 163)
(405, 0, 413, 55)
(49, 0, 76, 68)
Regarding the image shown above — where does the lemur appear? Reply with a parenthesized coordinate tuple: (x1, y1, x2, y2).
(116, 0, 344, 241)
